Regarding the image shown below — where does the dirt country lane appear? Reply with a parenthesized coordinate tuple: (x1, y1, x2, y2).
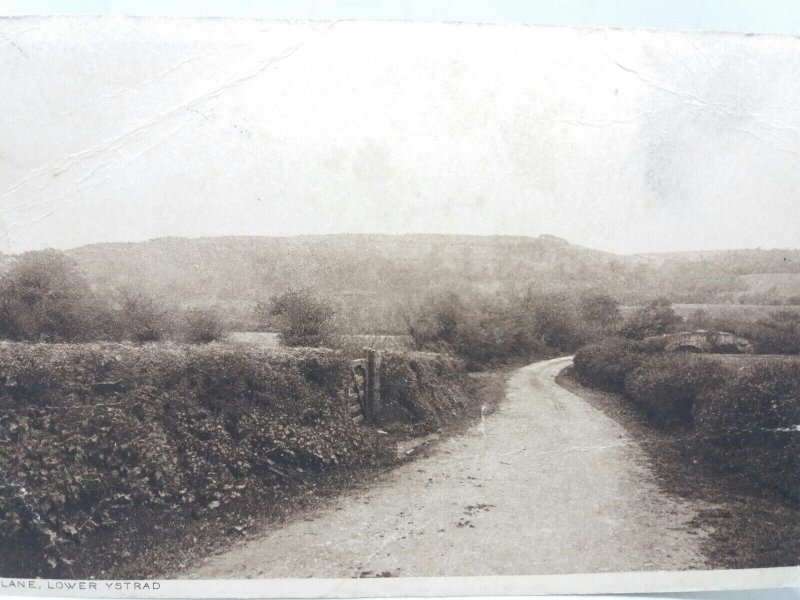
(185, 356, 710, 578)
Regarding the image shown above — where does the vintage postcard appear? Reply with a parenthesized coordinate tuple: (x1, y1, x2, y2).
(0, 15, 798, 597)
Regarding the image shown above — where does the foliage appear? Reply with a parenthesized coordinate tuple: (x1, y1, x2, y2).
(684, 307, 800, 355)
(573, 338, 649, 392)
(0, 250, 103, 342)
(743, 311, 800, 355)
(0, 342, 476, 576)
(404, 292, 464, 351)
(578, 293, 622, 330)
(263, 289, 335, 348)
(379, 351, 469, 428)
(693, 361, 800, 500)
(0, 343, 374, 575)
(620, 297, 684, 340)
(114, 289, 170, 342)
(526, 293, 585, 352)
(575, 333, 799, 500)
(180, 308, 227, 344)
(405, 291, 587, 368)
(624, 355, 725, 425)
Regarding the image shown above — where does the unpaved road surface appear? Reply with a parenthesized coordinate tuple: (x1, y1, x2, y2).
(185, 357, 710, 578)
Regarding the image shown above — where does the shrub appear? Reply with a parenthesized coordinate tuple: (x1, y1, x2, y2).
(180, 308, 227, 343)
(526, 293, 586, 352)
(379, 351, 470, 428)
(405, 292, 464, 352)
(0, 342, 477, 576)
(264, 289, 335, 348)
(624, 355, 726, 425)
(0, 250, 103, 342)
(693, 361, 800, 500)
(114, 290, 170, 342)
(573, 338, 649, 392)
(620, 297, 684, 340)
(578, 292, 622, 334)
(0, 343, 378, 576)
(742, 311, 800, 355)
(405, 291, 582, 367)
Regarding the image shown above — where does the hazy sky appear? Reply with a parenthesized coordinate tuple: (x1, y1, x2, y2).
(1, 17, 799, 254)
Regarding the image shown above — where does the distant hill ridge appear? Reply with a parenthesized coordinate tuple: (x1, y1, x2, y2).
(1, 234, 799, 332)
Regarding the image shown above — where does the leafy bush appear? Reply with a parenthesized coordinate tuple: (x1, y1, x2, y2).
(573, 338, 649, 392)
(262, 289, 335, 348)
(620, 297, 684, 340)
(0, 343, 375, 576)
(578, 292, 622, 336)
(179, 308, 227, 344)
(114, 290, 171, 342)
(0, 342, 477, 576)
(405, 291, 585, 367)
(624, 355, 726, 425)
(743, 311, 800, 355)
(0, 250, 104, 342)
(379, 351, 469, 428)
(693, 361, 800, 500)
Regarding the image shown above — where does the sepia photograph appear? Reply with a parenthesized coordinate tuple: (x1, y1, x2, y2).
(0, 4, 799, 596)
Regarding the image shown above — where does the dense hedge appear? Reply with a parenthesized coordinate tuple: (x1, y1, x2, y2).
(379, 351, 469, 429)
(0, 342, 473, 576)
(693, 362, 800, 501)
(624, 355, 726, 425)
(572, 338, 650, 392)
(574, 340, 799, 501)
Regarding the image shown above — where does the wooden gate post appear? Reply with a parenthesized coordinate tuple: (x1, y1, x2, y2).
(364, 348, 382, 421)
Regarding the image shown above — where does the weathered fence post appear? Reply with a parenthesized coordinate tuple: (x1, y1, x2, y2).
(364, 348, 382, 422)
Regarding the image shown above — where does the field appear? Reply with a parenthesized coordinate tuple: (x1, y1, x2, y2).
(621, 303, 800, 319)
(696, 353, 800, 367)
(226, 332, 412, 350)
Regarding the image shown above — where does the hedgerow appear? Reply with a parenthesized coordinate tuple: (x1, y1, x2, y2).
(623, 355, 725, 425)
(573, 337, 799, 501)
(379, 351, 469, 428)
(693, 361, 800, 501)
(0, 342, 473, 576)
(572, 338, 650, 392)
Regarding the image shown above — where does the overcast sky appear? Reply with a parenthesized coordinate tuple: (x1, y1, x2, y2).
(1, 17, 799, 254)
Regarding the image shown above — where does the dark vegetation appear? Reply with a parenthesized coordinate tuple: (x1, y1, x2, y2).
(685, 307, 800, 355)
(557, 369, 800, 569)
(0, 251, 229, 344)
(403, 290, 618, 368)
(0, 342, 480, 577)
(256, 289, 335, 348)
(571, 324, 800, 567)
(573, 341, 800, 502)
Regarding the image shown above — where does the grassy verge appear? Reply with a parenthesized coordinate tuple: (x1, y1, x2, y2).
(557, 366, 800, 569)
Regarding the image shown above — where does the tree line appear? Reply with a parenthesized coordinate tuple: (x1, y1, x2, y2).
(1, 249, 797, 356)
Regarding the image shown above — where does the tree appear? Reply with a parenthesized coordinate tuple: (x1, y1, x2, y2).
(404, 292, 464, 351)
(181, 307, 227, 344)
(525, 292, 585, 352)
(264, 289, 335, 347)
(620, 297, 684, 340)
(0, 250, 101, 342)
(745, 310, 800, 354)
(578, 293, 622, 329)
(116, 289, 169, 342)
